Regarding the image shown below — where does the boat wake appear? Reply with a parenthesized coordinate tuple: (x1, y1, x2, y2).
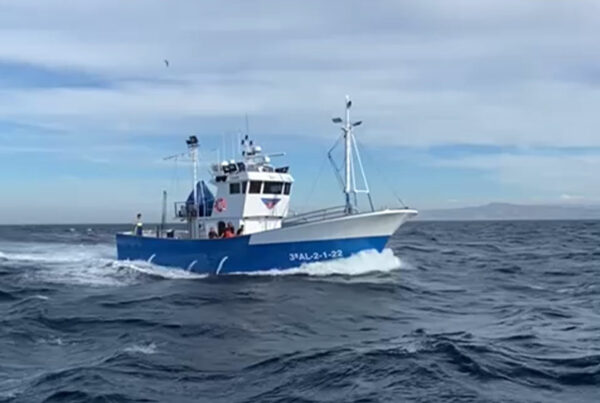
(0, 241, 210, 285)
(230, 248, 403, 277)
(1, 240, 403, 285)
(112, 260, 208, 280)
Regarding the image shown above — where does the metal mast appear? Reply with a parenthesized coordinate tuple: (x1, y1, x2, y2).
(331, 96, 374, 214)
(160, 190, 167, 236)
(344, 96, 352, 213)
(186, 135, 199, 238)
(332, 96, 364, 214)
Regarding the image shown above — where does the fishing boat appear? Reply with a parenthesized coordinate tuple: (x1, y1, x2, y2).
(116, 97, 417, 274)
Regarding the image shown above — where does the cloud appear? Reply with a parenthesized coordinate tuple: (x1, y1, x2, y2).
(560, 194, 584, 202)
(1, 0, 599, 147)
(436, 151, 600, 201)
(2, 0, 600, 220)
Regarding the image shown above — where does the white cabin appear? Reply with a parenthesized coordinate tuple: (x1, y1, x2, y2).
(177, 138, 294, 238)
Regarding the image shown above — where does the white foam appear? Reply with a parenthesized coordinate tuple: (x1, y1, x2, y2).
(36, 336, 64, 346)
(403, 340, 426, 354)
(1, 238, 210, 285)
(231, 248, 402, 277)
(17, 294, 50, 303)
(124, 342, 157, 355)
(114, 260, 208, 280)
(1, 240, 402, 283)
(0, 241, 134, 286)
(0, 242, 114, 265)
(0, 390, 18, 401)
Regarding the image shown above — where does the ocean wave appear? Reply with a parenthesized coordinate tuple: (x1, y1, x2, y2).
(34, 315, 183, 333)
(0, 288, 17, 301)
(1, 221, 599, 402)
(0, 240, 212, 286)
(0, 242, 114, 265)
(6, 294, 51, 317)
(244, 347, 353, 374)
(41, 391, 134, 403)
(426, 336, 600, 387)
(123, 342, 157, 355)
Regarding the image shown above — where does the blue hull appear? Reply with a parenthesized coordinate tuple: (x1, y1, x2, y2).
(115, 233, 389, 274)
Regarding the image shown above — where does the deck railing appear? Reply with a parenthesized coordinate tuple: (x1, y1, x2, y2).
(174, 201, 212, 219)
(283, 205, 357, 226)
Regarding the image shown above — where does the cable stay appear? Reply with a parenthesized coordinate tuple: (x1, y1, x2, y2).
(354, 138, 410, 209)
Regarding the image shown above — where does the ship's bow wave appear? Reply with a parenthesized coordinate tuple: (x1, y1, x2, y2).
(230, 248, 403, 277)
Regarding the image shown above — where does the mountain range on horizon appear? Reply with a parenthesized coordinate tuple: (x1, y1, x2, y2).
(417, 202, 600, 221)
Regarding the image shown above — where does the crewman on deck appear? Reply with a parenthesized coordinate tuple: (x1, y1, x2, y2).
(208, 227, 218, 239)
(236, 225, 244, 236)
(134, 213, 143, 236)
(223, 222, 235, 238)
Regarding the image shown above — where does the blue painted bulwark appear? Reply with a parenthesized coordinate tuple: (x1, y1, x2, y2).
(116, 233, 389, 274)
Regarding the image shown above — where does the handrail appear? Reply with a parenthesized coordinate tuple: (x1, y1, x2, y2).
(174, 201, 211, 219)
(283, 205, 357, 226)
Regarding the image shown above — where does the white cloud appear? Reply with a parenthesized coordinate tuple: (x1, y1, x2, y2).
(436, 152, 600, 201)
(2, 0, 600, 220)
(0, 0, 599, 147)
(560, 193, 584, 201)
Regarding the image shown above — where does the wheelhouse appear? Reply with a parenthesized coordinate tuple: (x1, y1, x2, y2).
(174, 136, 294, 238)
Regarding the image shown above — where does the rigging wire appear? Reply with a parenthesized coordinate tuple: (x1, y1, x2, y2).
(300, 151, 331, 213)
(174, 157, 180, 195)
(166, 155, 180, 201)
(355, 139, 409, 209)
(327, 136, 345, 190)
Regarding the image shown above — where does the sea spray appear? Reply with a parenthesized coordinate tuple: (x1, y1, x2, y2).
(230, 248, 402, 276)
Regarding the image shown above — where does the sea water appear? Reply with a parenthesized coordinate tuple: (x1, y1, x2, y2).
(0, 221, 598, 402)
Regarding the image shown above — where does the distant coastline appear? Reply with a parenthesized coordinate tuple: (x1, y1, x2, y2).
(417, 202, 600, 221)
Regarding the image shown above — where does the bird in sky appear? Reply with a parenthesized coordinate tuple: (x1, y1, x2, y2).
(164, 59, 169, 67)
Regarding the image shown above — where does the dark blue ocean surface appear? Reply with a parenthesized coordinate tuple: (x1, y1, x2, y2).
(0, 221, 599, 402)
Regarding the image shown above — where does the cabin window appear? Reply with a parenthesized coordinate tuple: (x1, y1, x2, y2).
(241, 181, 248, 193)
(284, 182, 292, 195)
(249, 181, 262, 194)
(263, 181, 284, 194)
(229, 183, 241, 194)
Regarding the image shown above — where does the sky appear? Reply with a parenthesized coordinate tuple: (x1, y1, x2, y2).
(1, 0, 600, 224)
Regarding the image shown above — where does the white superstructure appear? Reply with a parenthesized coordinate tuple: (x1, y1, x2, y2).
(207, 143, 293, 234)
(175, 135, 293, 237)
